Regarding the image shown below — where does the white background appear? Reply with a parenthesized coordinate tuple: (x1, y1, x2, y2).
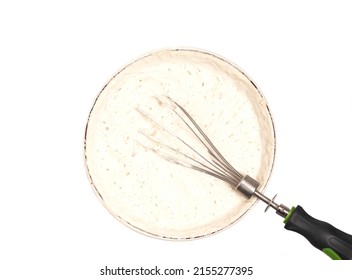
(1, 1, 351, 279)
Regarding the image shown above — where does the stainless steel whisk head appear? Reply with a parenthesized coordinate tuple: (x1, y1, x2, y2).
(136, 95, 289, 218)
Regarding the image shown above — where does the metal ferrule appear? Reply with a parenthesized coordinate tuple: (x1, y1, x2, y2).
(236, 175, 259, 199)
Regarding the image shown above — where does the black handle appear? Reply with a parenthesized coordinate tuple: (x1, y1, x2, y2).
(284, 205, 352, 260)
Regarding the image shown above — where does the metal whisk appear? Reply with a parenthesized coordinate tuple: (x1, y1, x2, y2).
(136, 95, 290, 218)
(136, 95, 352, 259)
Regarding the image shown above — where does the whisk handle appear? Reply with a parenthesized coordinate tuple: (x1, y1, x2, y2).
(284, 205, 352, 260)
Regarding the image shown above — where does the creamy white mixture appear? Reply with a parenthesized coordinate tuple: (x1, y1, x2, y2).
(84, 49, 275, 239)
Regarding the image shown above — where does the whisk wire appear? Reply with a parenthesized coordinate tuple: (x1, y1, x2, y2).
(136, 107, 236, 184)
(157, 96, 243, 183)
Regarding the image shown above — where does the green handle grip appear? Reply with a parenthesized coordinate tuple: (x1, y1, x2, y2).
(284, 205, 352, 260)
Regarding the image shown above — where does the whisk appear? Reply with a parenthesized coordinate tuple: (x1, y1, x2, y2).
(137, 95, 352, 260)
